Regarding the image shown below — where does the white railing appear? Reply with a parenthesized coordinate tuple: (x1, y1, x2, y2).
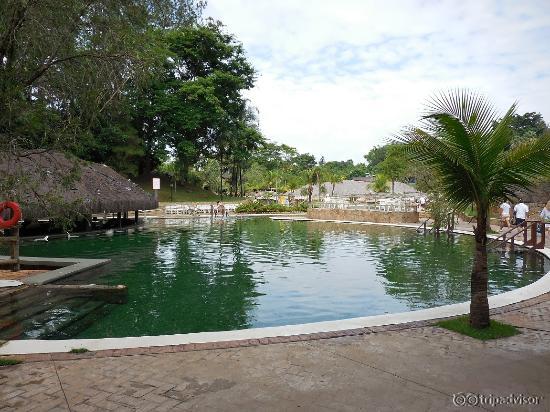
(165, 203, 238, 215)
(312, 202, 417, 213)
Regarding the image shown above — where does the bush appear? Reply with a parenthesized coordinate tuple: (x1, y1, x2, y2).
(236, 201, 308, 214)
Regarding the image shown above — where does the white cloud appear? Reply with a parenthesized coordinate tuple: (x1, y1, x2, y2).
(206, 0, 550, 162)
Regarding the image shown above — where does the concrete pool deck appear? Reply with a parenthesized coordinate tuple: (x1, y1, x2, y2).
(0, 256, 110, 286)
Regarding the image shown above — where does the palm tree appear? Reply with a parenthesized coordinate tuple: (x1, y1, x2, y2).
(328, 172, 345, 196)
(303, 169, 316, 203)
(314, 166, 323, 201)
(399, 90, 550, 328)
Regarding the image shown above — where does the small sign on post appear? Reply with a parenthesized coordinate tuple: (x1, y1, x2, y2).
(152, 178, 160, 201)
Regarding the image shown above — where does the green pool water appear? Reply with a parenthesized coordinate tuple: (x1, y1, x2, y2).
(9, 218, 549, 340)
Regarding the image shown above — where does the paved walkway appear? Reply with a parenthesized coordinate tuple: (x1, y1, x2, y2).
(1, 294, 549, 411)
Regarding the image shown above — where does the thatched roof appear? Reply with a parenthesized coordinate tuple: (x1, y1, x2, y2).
(289, 180, 419, 198)
(0, 151, 157, 220)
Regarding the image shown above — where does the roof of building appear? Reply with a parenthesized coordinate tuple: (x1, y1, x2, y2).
(0, 151, 157, 220)
(289, 179, 419, 198)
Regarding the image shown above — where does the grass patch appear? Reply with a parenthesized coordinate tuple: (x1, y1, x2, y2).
(69, 348, 90, 354)
(137, 179, 244, 203)
(0, 358, 22, 366)
(437, 316, 520, 340)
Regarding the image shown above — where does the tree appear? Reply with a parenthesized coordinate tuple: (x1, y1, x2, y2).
(364, 145, 389, 173)
(0, 0, 204, 219)
(0, 0, 204, 156)
(303, 169, 316, 203)
(292, 153, 317, 171)
(399, 90, 550, 328)
(371, 174, 389, 193)
(327, 172, 345, 196)
(376, 144, 408, 193)
(509, 112, 547, 142)
(314, 167, 323, 201)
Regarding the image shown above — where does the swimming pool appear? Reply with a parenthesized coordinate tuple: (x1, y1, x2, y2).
(4, 217, 548, 340)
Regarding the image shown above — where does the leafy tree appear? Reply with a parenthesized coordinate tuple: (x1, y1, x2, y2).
(376, 145, 409, 193)
(399, 90, 550, 328)
(292, 153, 317, 170)
(158, 22, 256, 182)
(364, 145, 389, 173)
(509, 112, 547, 142)
(0, 0, 204, 219)
(327, 172, 345, 196)
(0, 0, 204, 155)
(371, 174, 389, 193)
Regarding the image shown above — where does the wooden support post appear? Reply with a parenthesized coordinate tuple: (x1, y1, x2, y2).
(117, 211, 122, 228)
(134, 210, 139, 224)
(530, 223, 537, 247)
(12, 227, 19, 272)
(523, 221, 528, 245)
(2, 227, 21, 272)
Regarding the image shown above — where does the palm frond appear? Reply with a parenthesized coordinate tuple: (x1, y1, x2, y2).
(398, 90, 547, 212)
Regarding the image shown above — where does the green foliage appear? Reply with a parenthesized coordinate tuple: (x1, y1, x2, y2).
(371, 174, 389, 193)
(69, 348, 90, 354)
(0, 0, 205, 154)
(376, 144, 409, 193)
(193, 159, 221, 192)
(426, 193, 453, 231)
(400, 90, 550, 215)
(509, 112, 548, 143)
(400, 89, 550, 328)
(364, 145, 389, 173)
(0, 358, 22, 366)
(437, 316, 519, 340)
(236, 201, 308, 214)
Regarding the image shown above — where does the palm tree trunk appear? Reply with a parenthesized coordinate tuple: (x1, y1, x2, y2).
(470, 207, 490, 328)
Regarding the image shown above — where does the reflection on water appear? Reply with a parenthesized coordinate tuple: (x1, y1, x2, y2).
(7, 217, 547, 340)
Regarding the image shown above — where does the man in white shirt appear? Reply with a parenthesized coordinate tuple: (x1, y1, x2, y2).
(499, 201, 511, 229)
(513, 199, 529, 225)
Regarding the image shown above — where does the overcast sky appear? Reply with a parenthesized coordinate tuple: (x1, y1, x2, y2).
(205, 0, 550, 163)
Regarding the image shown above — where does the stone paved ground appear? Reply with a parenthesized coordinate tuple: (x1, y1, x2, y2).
(1, 295, 550, 411)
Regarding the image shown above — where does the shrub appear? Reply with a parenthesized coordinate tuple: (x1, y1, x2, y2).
(69, 348, 90, 354)
(0, 358, 22, 366)
(236, 201, 308, 214)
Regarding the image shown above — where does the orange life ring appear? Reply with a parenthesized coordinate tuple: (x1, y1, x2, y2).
(0, 201, 22, 229)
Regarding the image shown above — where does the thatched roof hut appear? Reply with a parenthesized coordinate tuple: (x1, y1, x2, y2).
(0, 151, 157, 220)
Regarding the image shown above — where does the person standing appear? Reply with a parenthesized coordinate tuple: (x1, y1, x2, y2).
(540, 200, 550, 235)
(218, 201, 226, 218)
(513, 199, 529, 225)
(418, 196, 427, 211)
(499, 200, 511, 229)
